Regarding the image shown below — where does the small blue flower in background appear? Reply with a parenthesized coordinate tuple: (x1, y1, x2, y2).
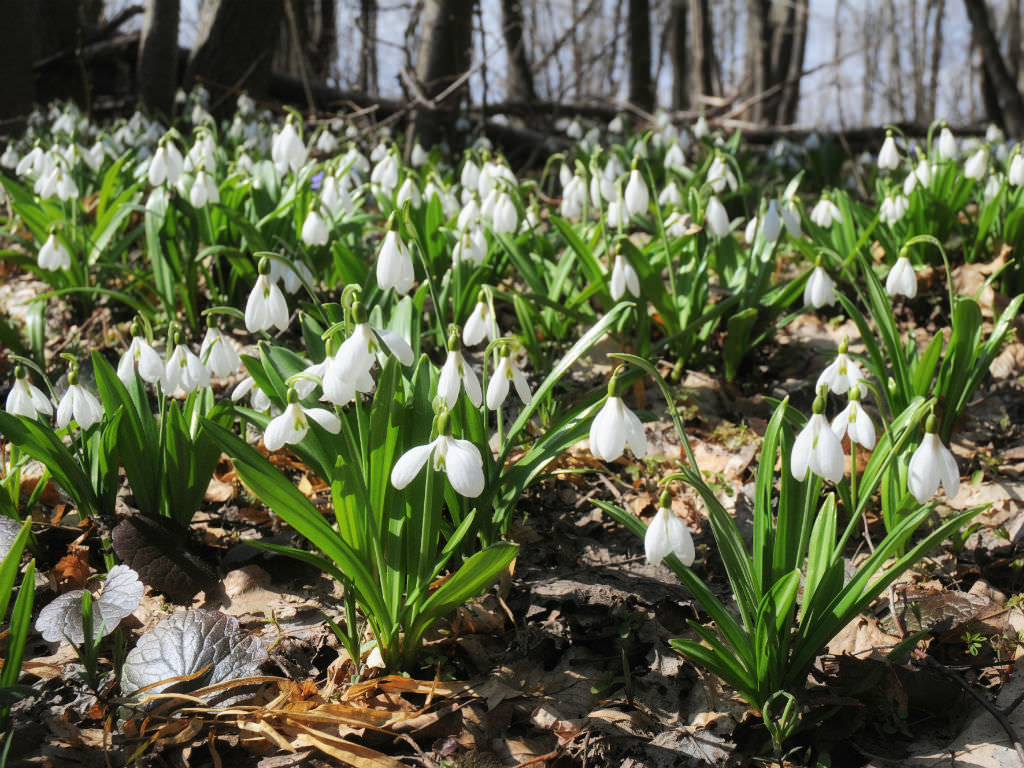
(310, 171, 324, 191)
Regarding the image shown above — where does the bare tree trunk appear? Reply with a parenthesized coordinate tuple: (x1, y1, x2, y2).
(741, 0, 770, 122)
(409, 0, 476, 147)
(0, 0, 34, 124)
(275, 0, 336, 85)
(137, 0, 179, 120)
(500, 0, 536, 103)
(926, 0, 945, 119)
(766, 0, 807, 124)
(965, 0, 1024, 135)
(186, 0, 283, 111)
(884, 0, 904, 119)
(358, 0, 378, 93)
(628, 0, 654, 112)
(691, 0, 716, 101)
(668, 0, 688, 110)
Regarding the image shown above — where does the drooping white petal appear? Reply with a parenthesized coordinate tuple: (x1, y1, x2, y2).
(438, 354, 461, 408)
(304, 407, 341, 434)
(264, 403, 307, 451)
(375, 327, 414, 366)
(486, 359, 511, 411)
(440, 437, 485, 498)
(390, 441, 436, 489)
(908, 434, 941, 503)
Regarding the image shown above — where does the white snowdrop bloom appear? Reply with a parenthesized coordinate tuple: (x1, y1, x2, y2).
(902, 170, 919, 196)
(269, 258, 315, 294)
(610, 253, 640, 300)
(816, 345, 864, 395)
(6, 371, 53, 420)
(762, 200, 782, 242)
(463, 301, 497, 347)
(148, 142, 184, 187)
(16, 146, 43, 178)
(164, 343, 210, 395)
(914, 158, 933, 188)
(878, 134, 901, 170)
(410, 142, 429, 167)
(964, 147, 988, 180)
(396, 177, 421, 208)
(460, 160, 480, 192)
(908, 426, 959, 504)
(236, 152, 254, 174)
(831, 397, 875, 450)
(186, 132, 217, 174)
(376, 230, 415, 295)
(645, 505, 695, 567)
(810, 197, 841, 228)
(271, 122, 307, 174)
(38, 232, 71, 271)
(624, 169, 649, 217)
(245, 273, 290, 333)
(588, 172, 605, 208)
(744, 217, 758, 244)
(984, 174, 1003, 203)
(264, 398, 341, 452)
(321, 353, 374, 407)
(438, 349, 482, 408)
(118, 336, 165, 385)
(705, 195, 731, 238)
(665, 142, 686, 171)
(1010, 154, 1024, 186)
(706, 155, 736, 193)
(189, 170, 219, 207)
(566, 119, 583, 140)
(590, 396, 646, 462)
(49, 164, 79, 201)
(452, 228, 488, 266)
(561, 175, 587, 220)
(391, 434, 485, 498)
(0, 144, 17, 169)
(606, 196, 625, 229)
(558, 163, 574, 188)
(370, 141, 390, 163)
(315, 130, 339, 155)
(487, 354, 532, 410)
(56, 382, 103, 430)
(323, 321, 413, 404)
(987, 123, 1005, 143)
(937, 126, 958, 160)
(879, 193, 909, 225)
(457, 199, 481, 232)
(371, 153, 399, 194)
(658, 181, 682, 208)
(791, 412, 844, 483)
(885, 255, 918, 299)
(200, 327, 242, 378)
(491, 193, 519, 234)
(693, 115, 710, 139)
(301, 208, 329, 246)
(231, 376, 272, 412)
(608, 115, 625, 134)
(804, 266, 837, 309)
(665, 211, 693, 238)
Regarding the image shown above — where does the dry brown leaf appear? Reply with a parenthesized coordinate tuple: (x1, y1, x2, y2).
(53, 547, 91, 590)
(205, 475, 235, 503)
(826, 615, 904, 659)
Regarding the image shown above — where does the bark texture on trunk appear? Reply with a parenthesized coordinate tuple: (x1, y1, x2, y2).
(137, 0, 180, 120)
(965, 0, 1024, 135)
(627, 0, 654, 113)
(358, 0, 378, 93)
(186, 0, 283, 110)
(410, 0, 476, 146)
(501, 0, 536, 103)
(274, 0, 336, 85)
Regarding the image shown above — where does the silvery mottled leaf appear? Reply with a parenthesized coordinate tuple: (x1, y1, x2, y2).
(0, 518, 24, 561)
(35, 565, 144, 644)
(120, 610, 267, 701)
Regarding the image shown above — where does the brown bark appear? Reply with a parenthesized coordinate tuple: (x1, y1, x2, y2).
(766, 0, 807, 124)
(0, 0, 35, 124)
(668, 0, 688, 110)
(742, 0, 770, 122)
(964, 0, 1024, 135)
(501, 0, 536, 103)
(186, 0, 283, 111)
(274, 0, 336, 85)
(358, 0, 378, 93)
(137, 0, 179, 120)
(409, 0, 476, 147)
(628, 0, 654, 112)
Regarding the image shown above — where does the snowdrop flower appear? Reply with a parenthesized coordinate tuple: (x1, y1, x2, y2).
(810, 196, 841, 228)
(878, 132, 900, 171)
(561, 175, 587, 219)
(590, 375, 646, 462)
(566, 119, 583, 140)
(984, 174, 1003, 203)
(908, 415, 959, 504)
(264, 389, 341, 452)
(817, 338, 863, 395)
(164, 339, 210, 395)
(452, 227, 487, 266)
(761, 200, 782, 242)
(886, 255, 918, 299)
(964, 146, 988, 180)
(148, 140, 184, 187)
(610, 252, 640, 300)
(301, 208, 329, 246)
(937, 126, 958, 161)
(200, 326, 241, 378)
(665, 211, 694, 238)
(705, 195, 731, 238)
(464, 300, 497, 347)
(744, 217, 758, 244)
(376, 229, 414, 295)
(1010, 153, 1024, 186)
(831, 386, 875, 450)
(396, 177, 421, 208)
(707, 155, 736, 193)
(315, 130, 339, 155)
(5, 367, 53, 419)
(605, 195, 625, 228)
(609, 115, 625, 134)
(438, 338, 482, 408)
(491, 193, 519, 234)
(323, 311, 414, 404)
(624, 168, 649, 217)
(231, 376, 272, 412)
(460, 159, 480, 192)
(645, 493, 695, 567)
(879, 193, 908, 225)
(693, 115, 710, 140)
(38, 232, 71, 271)
(390, 413, 485, 498)
(245, 261, 289, 333)
(0, 144, 17, 169)
(665, 142, 686, 171)
(803, 265, 837, 308)
(118, 331, 164, 385)
(371, 152, 399, 194)
(791, 394, 844, 483)
(487, 352, 532, 410)
(56, 367, 103, 431)
(271, 121, 307, 175)
(913, 157, 933, 188)
(189, 170, 219, 207)
(658, 181, 682, 207)
(269, 257, 315, 294)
